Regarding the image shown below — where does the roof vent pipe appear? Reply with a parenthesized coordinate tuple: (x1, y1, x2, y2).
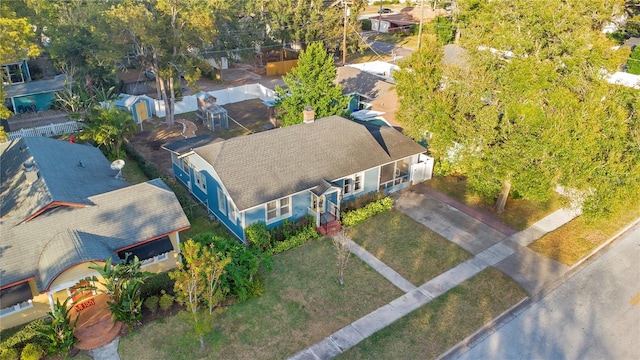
(23, 159, 39, 184)
(303, 106, 315, 124)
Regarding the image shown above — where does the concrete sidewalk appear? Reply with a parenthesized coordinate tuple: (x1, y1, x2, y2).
(290, 186, 581, 359)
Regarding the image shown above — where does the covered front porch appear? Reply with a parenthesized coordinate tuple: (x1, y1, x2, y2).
(307, 180, 342, 236)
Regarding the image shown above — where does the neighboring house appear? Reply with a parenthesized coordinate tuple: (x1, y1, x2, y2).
(2, 60, 68, 115)
(335, 65, 401, 127)
(336, 65, 395, 113)
(0, 137, 190, 330)
(162, 114, 433, 241)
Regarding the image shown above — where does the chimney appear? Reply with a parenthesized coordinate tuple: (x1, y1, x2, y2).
(23, 158, 39, 184)
(303, 106, 315, 124)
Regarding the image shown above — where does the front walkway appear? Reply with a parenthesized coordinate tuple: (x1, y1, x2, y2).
(290, 186, 580, 360)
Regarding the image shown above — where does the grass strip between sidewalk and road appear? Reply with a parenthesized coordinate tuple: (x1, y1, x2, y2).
(529, 200, 640, 266)
(348, 209, 472, 286)
(339, 267, 527, 360)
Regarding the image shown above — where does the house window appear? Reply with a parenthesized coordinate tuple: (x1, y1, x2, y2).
(0, 300, 33, 318)
(266, 197, 290, 223)
(194, 171, 207, 193)
(181, 157, 190, 173)
(311, 194, 325, 212)
(141, 252, 170, 268)
(343, 172, 364, 196)
(379, 159, 410, 190)
(218, 188, 227, 215)
(229, 204, 237, 224)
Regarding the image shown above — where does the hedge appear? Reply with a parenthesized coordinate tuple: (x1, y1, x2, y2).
(341, 197, 394, 227)
(271, 226, 321, 254)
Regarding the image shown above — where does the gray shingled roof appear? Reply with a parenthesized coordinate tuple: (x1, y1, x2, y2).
(1, 137, 190, 292)
(4, 74, 68, 98)
(335, 66, 395, 100)
(1, 137, 127, 224)
(193, 116, 425, 211)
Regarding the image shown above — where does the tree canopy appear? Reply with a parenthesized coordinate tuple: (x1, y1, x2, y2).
(275, 42, 347, 126)
(396, 0, 640, 216)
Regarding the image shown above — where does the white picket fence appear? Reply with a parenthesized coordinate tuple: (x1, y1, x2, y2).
(8, 121, 79, 141)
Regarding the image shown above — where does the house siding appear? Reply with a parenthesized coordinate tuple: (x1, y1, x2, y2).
(171, 154, 191, 188)
(171, 152, 246, 240)
(341, 167, 380, 202)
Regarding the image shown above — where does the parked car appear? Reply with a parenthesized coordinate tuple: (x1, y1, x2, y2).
(378, 7, 392, 14)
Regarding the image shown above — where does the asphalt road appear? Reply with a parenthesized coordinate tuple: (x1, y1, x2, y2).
(365, 39, 413, 60)
(455, 223, 640, 360)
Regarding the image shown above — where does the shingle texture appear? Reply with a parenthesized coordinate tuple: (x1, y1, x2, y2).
(335, 66, 395, 99)
(1, 138, 190, 292)
(192, 116, 426, 211)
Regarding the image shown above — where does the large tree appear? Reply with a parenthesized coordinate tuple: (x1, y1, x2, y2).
(396, 0, 640, 216)
(0, 12, 41, 119)
(107, 0, 220, 125)
(275, 42, 347, 126)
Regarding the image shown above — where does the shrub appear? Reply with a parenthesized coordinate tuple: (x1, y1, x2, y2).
(19, 343, 43, 360)
(341, 197, 394, 227)
(245, 222, 271, 252)
(341, 190, 385, 213)
(158, 290, 175, 313)
(144, 296, 159, 314)
(122, 141, 161, 180)
(0, 348, 18, 360)
(37, 298, 78, 357)
(606, 30, 626, 45)
(431, 16, 455, 44)
(0, 320, 47, 355)
(140, 272, 175, 298)
(271, 225, 320, 254)
(361, 19, 372, 31)
(191, 233, 271, 301)
(628, 46, 640, 75)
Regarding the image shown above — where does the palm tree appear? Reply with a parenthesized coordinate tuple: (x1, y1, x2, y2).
(81, 107, 137, 158)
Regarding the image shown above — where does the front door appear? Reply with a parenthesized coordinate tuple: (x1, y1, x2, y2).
(312, 194, 325, 213)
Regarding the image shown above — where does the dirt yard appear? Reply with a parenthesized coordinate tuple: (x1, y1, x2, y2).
(128, 98, 272, 177)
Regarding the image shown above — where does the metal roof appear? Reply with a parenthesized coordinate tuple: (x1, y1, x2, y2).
(4, 74, 68, 98)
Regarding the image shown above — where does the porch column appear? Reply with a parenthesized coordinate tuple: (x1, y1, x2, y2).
(47, 292, 55, 311)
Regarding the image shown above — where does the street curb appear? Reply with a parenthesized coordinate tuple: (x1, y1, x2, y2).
(436, 217, 640, 360)
(435, 297, 531, 360)
(570, 218, 640, 270)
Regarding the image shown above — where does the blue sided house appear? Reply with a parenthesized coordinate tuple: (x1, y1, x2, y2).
(162, 114, 434, 241)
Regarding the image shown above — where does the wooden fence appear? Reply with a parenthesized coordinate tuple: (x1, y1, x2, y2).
(8, 121, 79, 141)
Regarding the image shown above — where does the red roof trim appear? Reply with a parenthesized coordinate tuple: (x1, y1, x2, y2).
(24, 201, 88, 223)
(115, 226, 190, 252)
(0, 277, 35, 291)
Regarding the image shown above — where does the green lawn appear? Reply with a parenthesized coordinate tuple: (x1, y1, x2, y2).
(340, 267, 527, 359)
(529, 200, 640, 265)
(348, 210, 472, 286)
(427, 176, 564, 231)
(118, 237, 403, 360)
(121, 154, 150, 184)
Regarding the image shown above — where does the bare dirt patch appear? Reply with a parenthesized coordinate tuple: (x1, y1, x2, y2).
(128, 99, 272, 176)
(129, 121, 184, 176)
